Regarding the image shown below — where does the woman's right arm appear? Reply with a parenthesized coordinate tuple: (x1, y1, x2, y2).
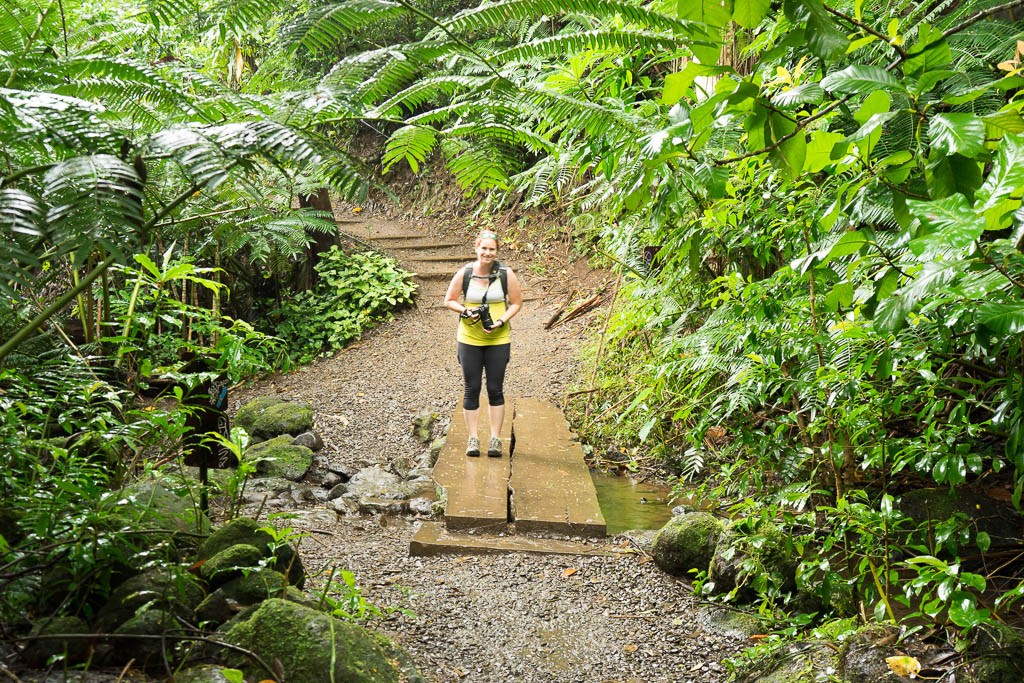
(444, 271, 468, 315)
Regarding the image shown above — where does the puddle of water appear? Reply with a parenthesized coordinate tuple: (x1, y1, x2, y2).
(590, 470, 675, 535)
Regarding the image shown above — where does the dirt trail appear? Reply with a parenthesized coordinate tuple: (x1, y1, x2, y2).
(235, 215, 746, 682)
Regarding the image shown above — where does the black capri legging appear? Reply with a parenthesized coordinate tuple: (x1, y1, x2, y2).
(457, 342, 511, 410)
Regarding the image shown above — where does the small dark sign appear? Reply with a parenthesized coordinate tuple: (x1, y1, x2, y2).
(182, 377, 237, 469)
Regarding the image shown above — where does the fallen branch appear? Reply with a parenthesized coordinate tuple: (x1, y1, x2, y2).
(548, 287, 608, 330)
(543, 289, 576, 329)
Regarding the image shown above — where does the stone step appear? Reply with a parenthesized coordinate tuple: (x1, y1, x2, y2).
(409, 522, 620, 557)
(509, 398, 606, 537)
(405, 255, 469, 264)
(432, 397, 513, 533)
(385, 241, 466, 250)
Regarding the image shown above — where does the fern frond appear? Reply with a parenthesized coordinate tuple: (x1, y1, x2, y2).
(445, 0, 693, 36)
(382, 124, 437, 174)
(284, 0, 409, 54)
(491, 29, 684, 65)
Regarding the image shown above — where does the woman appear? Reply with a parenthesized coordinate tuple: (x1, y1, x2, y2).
(443, 230, 523, 457)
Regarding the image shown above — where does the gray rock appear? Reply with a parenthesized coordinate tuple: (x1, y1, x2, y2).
(246, 435, 314, 481)
(897, 487, 1024, 553)
(359, 497, 409, 515)
(345, 465, 403, 498)
(409, 497, 435, 516)
(235, 397, 313, 440)
(390, 454, 416, 479)
(651, 512, 723, 577)
(323, 471, 343, 488)
(838, 623, 901, 683)
(327, 464, 357, 481)
(327, 483, 348, 500)
(174, 665, 244, 683)
(293, 430, 324, 451)
(962, 622, 1024, 683)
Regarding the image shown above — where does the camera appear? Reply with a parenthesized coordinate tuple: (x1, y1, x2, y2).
(477, 304, 495, 330)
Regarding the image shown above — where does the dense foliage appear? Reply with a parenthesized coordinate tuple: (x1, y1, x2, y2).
(0, 0, 416, 643)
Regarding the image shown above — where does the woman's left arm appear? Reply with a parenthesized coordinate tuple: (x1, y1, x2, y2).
(498, 268, 523, 325)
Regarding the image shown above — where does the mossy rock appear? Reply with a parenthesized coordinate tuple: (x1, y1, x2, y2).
(246, 435, 314, 481)
(105, 609, 183, 667)
(197, 518, 306, 587)
(20, 616, 91, 667)
(838, 623, 902, 683)
(197, 518, 273, 560)
(897, 487, 1024, 554)
(200, 544, 266, 587)
(173, 665, 245, 683)
(98, 478, 209, 558)
(235, 397, 313, 439)
(95, 567, 206, 633)
(223, 598, 414, 682)
(962, 622, 1024, 683)
(220, 568, 288, 604)
(744, 640, 838, 683)
(708, 522, 798, 602)
(651, 512, 724, 577)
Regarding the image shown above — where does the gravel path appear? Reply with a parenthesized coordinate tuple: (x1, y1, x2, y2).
(232, 216, 749, 682)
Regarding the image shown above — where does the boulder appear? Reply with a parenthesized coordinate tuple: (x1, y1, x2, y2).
(197, 518, 267, 559)
(19, 616, 90, 667)
(235, 397, 313, 440)
(897, 487, 1024, 554)
(196, 518, 305, 588)
(104, 609, 183, 667)
(411, 409, 437, 444)
(101, 477, 210, 540)
(708, 522, 797, 601)
(196, 569, 290, 627)
(95, 567, 205, 633)
(651, 512, 724, 577)
(962, 622, 1024, 683)
(246, 435, 314, 481)
(173, 665, 244, 683)
(223, 598, 416, 682)
(293, 430, 324, 451)
(838, 623, 902, 683)
(200, 544, 266, 587)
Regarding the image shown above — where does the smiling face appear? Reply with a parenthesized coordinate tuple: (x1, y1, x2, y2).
(475, 237, 498, 263)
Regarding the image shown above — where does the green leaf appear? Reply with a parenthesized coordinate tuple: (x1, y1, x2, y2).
(983, 110, 1024, 137)
(804, 131, 846, 172)
(802, 0, 851, 60)
(824, 282, 854, 311)
(976, 532, 992, 554)
(821, 65, 902, 94)
(977, 134, 1024, 214)
(929, 114, 986, 158)
(769, 114, 806, 179)
(678, 0, 734, 28)
(907, 194, 985, 255)
(978, 304, 1024, 335)
(904, 24, 951, 78)
(948, 591, 990, 628)
(732, 0, 770, 28)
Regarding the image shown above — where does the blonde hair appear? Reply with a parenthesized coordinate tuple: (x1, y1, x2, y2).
(474, 229, 500, 247)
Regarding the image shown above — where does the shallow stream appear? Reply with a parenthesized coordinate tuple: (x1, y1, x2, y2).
(589, 470, 675, 534)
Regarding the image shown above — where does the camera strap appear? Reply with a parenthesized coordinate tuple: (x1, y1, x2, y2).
(462, 261, 507, 303)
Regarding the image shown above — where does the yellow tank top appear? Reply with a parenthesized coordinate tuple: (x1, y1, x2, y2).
(457, 269, 511, 346)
